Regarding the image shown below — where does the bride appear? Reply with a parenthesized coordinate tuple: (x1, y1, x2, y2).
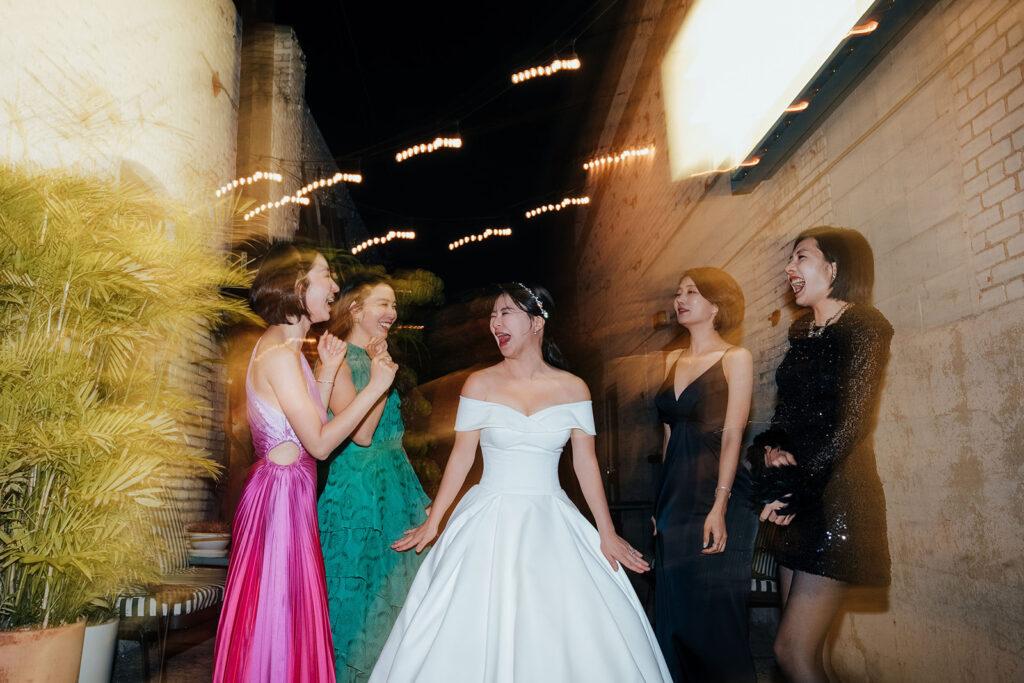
(370, 283, 671, 682)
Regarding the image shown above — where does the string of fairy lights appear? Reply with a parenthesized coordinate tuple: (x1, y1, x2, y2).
(210, 9, 880, 258)
(525, 196, 590, 219)
(208, 6, 691, 256)
(448, 228, 512, 251)
(351, 230, 416, 255)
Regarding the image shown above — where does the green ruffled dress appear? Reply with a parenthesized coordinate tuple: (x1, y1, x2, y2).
(317, 344, 431, 683)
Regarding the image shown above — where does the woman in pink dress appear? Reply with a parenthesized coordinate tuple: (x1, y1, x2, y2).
(214, 242, 398, 683)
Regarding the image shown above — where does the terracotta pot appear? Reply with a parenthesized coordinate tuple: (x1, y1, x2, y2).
(0, 619, 86, 683)
(78, 617, 119, 683)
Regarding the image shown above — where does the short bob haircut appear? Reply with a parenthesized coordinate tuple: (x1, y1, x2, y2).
(680, 267, 745, 337)
(248, 242, 321, 325)
(793, 226, 874, 305)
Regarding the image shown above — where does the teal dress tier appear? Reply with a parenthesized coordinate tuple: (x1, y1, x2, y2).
(318, 344, 431, 683)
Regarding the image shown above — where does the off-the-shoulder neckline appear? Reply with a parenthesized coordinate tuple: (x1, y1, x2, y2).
(459, 396, 591, 419)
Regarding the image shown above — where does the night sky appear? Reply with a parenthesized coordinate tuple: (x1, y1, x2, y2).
(264, 0, 626, 299)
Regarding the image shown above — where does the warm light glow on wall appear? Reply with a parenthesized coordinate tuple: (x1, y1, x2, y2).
(294, 172, 362, 198)
(511, 57, 581, 84)
(243, 195, 311, 220)
(525, 196, 590, 218)
(661, 0, 875, 179)
(847, 20, 879, 36)
(582, 146, 653, 171)
(687, 157, 761, 178)
(351, 230, 416, 255)
(215, 171, 282, 197)
(395, 137, 463, 162)
(448, 228, 512, 250)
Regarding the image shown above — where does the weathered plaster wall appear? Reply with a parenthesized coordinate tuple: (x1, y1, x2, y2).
(574, 0, 1023, 678)
(0, 0, 242, 520)
(0, 0, 241, 202)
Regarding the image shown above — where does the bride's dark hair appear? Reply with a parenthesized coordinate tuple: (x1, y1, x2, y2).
(497, 283, 568, 370)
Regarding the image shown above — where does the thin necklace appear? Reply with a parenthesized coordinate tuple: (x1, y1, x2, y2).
(808, 302, 851, 338)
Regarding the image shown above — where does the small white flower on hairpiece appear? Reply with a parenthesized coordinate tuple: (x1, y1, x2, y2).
(514, 282, 549, 319)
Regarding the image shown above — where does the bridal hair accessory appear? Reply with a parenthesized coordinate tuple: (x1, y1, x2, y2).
(514, 282, 549, 319)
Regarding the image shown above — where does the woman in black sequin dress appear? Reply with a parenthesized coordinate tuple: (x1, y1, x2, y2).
(653, 268, 758, 682)
(754, 227, 892, 683)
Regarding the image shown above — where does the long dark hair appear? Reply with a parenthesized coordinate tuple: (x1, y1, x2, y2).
(328, 271, 393, 340)
(497, 282, 567, 370)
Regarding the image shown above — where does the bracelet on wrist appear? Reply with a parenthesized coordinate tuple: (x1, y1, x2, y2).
(315, 378, 334, 385)
(715, 485, 732, 498)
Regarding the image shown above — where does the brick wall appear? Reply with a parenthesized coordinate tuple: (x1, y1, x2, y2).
(574, 0, 1023, 679)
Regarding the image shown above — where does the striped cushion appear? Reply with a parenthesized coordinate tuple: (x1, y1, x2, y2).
(750, 578, 778, 595)
(117, 568, 226, 618)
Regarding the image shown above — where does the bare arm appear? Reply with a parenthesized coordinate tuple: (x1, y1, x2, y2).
(703, 347, 753, 553)
(328, 360, 388, 448)
(264, 347, 396, 459)
(315, 333, 347, 408)
(570, 429, 650, 573)
(391, 428, 480, 553)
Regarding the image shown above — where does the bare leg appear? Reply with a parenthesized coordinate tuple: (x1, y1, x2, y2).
(773, 569, 846, 683)
(778, 565, 794, 608)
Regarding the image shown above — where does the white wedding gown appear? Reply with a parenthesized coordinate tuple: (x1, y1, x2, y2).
(369, 397, 671, 682)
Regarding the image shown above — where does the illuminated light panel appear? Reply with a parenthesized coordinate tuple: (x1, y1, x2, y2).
(448, 228, 512, 251)
(395, 137, 463, 163)
(582, 146, 653, 171)
(687, 157, 761, 178)
(784, 100, 810, 113)
(294, 172, 362, 198)
(215, 171, 282, 197)
(511, 57, 581, 84)
(243, 195, 311, 221)
(524, 196, 590, 218)
(351, 230, 416, 255)
(661, 0, 875, 179)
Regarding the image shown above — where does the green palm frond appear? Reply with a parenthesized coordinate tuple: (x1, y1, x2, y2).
(0, 165, 251, 628)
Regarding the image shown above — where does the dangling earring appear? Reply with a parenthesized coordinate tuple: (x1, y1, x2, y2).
(532, 328, 538, 335)
(831, 268, 837, 284)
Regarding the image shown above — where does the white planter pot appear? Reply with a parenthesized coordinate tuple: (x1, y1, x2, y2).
(77, 617, 119, 683)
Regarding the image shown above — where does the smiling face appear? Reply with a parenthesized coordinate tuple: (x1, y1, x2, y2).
(352, 283, 398, 338)
(785, 238, 836, 308)
(489, 293, 537, 357)
(303, 254, 340, 324)
(673, 276, 718, 329)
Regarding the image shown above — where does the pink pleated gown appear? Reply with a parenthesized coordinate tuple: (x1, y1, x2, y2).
(213, 342, 336, 682)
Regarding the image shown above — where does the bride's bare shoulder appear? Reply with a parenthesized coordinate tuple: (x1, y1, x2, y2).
(461, 366, 499, 400)
(550, 369, 591, 403)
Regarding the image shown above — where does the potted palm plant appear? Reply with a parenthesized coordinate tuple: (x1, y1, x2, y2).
(0, 165, 250, 681)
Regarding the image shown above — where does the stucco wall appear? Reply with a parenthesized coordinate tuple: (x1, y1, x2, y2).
(0, 0, 242, 520)
(573, 0, 1023, 678)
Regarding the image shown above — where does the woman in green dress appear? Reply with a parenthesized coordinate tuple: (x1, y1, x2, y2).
(318, 274, 431, 682)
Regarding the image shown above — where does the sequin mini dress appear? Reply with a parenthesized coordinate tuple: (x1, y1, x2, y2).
(755, 304, 893, 586)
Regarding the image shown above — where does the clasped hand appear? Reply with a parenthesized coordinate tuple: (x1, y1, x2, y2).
(760, 445, 797, 525)
(317, 332, 347, 373)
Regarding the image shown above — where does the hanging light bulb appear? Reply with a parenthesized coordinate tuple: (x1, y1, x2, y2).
(582, 145, 654, 171)
(351, 230, 416, 255)
(395, 137, 463, 163)
(524, 196, 590, 219)
(215, 171, 283, 197)
(448, 227, 513, 250)
(511, 57, 581, 85)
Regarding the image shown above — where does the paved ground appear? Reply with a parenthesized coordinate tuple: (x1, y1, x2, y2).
(111, 607, 783, 681)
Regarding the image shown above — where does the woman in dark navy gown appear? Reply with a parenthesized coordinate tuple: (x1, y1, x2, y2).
(754, 227, 892, 682)
(653, 267, 757, 682)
